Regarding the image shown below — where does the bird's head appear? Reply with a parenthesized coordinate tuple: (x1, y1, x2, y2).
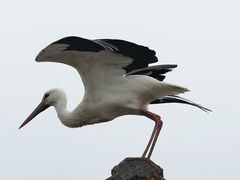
(19, 89, 66, 129)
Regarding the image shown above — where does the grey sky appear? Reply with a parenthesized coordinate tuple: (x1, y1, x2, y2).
(1, 0, 239, 179)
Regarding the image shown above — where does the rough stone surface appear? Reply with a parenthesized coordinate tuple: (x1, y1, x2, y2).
(106, 158, 165, 180)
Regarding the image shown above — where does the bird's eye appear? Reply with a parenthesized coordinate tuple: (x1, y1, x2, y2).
(43, 93, 50, 99)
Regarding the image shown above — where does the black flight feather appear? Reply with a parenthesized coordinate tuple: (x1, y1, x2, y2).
(151, 95, 211, 112)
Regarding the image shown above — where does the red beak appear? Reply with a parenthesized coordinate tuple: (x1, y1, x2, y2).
(19, 100, 50, 129)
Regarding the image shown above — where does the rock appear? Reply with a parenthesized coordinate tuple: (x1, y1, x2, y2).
(106, 157, 165, 180)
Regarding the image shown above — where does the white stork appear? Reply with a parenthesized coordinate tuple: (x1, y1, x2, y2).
(19, 36, 210, 158)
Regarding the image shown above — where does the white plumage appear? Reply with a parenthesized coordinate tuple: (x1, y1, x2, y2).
(19, 36, 210, 158)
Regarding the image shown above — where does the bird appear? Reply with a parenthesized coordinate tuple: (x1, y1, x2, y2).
(19, 36, 210, 158)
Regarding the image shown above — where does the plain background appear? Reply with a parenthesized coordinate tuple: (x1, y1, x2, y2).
(1, 0, 239, 179)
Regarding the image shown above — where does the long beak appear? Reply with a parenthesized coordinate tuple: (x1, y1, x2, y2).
(19, 100, 50, 129)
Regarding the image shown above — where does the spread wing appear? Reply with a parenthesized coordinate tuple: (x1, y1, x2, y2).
(34, 36, 211, 112)
(35, 36, 176, 89)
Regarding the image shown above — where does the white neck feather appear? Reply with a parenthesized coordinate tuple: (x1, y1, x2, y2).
(53, 93, 69, 125)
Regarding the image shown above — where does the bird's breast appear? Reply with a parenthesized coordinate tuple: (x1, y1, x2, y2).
(64, 99, 141, 128)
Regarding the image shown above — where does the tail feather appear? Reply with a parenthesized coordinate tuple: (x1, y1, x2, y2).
(158, 82, 190, 97)
(150, 95, 211, 112)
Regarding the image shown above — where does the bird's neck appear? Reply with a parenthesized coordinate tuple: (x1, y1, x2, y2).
(53, 97, 69, 124)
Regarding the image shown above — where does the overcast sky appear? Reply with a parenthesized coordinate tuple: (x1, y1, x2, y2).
(1, 0, 239, 179)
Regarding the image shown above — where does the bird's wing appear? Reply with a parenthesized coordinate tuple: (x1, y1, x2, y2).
(35, 36, 175, 89)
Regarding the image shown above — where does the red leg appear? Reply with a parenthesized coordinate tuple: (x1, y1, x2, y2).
(147, 118, 162, 158)
(140, 109, 163, 159)
(141, 121, 158, 158)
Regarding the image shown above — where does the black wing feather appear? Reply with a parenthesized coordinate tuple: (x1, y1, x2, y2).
(52, 36, 172, 81)
(126, 64, 177, 81)
(151, 95, 211, 112)
(97, 39, 158, 73)
(52, 36, 104, 52)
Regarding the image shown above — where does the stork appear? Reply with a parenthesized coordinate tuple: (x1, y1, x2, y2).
(19, 36, 210, 158)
